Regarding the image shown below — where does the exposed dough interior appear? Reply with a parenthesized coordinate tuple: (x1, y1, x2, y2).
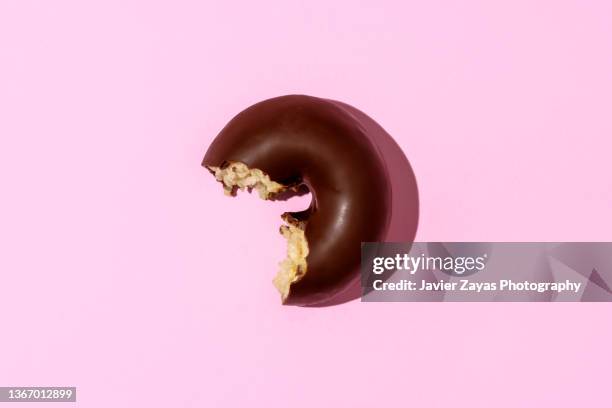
(208, 162, 285, 199)
(273, 223, 308, 301)
(207, 161, 309, 301)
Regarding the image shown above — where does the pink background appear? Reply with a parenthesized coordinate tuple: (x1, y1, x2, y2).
(1, 1, 611, 407)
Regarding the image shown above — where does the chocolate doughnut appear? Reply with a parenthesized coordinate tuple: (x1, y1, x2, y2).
(203, 95, 419, 306)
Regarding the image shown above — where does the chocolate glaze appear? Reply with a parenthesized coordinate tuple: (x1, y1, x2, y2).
(203, 95, 417, 306)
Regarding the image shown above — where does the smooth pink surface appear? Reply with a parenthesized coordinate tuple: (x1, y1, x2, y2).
(1, 1, 611, 407)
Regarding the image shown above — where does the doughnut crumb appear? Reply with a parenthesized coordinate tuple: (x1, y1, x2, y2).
(273, 222, 309, 302)
(207, 161, 284, 199)
(206, 161, 309, 302)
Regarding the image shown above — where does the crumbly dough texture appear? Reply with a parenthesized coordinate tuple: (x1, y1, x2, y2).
(207, 162, 285, 199)
(207, 161, 309, 302)
(273, 223, 309, 302)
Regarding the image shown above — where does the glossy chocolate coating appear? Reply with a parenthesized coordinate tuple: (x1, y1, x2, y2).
(203, 95, 393, 306)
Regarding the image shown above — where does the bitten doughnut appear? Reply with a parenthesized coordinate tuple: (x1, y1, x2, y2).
(203, 95, 417, 306)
